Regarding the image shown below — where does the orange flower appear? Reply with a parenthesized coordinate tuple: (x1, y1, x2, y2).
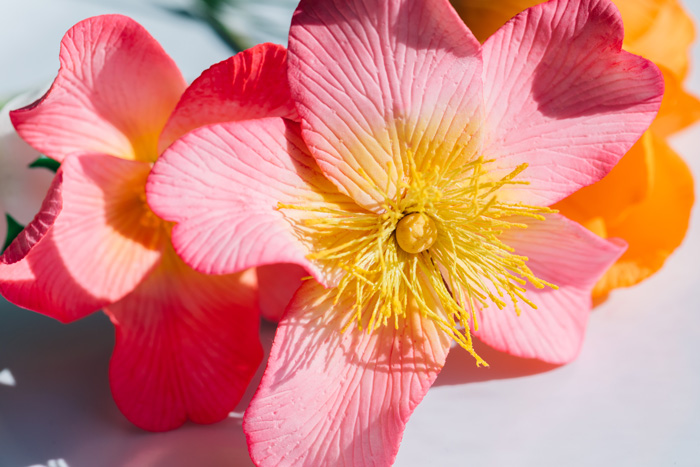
(452, 0, 697, 298)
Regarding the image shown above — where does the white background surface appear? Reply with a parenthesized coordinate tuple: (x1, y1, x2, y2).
(1, 1, 699, 466)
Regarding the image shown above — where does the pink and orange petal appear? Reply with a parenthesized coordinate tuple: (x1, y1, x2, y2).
(453, 0, 698, 296)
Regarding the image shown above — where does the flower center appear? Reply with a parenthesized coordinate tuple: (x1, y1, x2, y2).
(280, 152, 556, 366)
(395, 212, 437, 254)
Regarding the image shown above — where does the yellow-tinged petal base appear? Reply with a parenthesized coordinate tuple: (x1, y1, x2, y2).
(281, 154, 554, 365)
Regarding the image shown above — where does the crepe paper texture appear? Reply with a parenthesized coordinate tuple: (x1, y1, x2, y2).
(452, 0, 697, 299)
(147, 0, 663, 464)
(0, 14, 302, 432)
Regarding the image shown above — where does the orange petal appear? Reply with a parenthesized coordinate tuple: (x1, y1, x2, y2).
(651, 65, 700, 137)
(618, 0, 695, 82)
(556, 133, 694, 297)
(449, 0, 544, 43)
(553, 133, 652, 229)
(453, 0, 695, 84)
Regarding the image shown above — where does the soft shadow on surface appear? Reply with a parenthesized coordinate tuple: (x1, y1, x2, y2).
(433, 338, 561, 386)
(0, 296, 560, 466)
(0, 298, 274, 467)
(0, 302, 117, 464)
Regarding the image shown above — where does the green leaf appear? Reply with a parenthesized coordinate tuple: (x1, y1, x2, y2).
(29, 155, 60, 172)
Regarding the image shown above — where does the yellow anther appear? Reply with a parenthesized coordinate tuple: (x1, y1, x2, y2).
(395, 212, 438, 254)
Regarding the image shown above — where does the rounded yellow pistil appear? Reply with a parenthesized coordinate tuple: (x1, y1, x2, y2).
(395, 212, 438, 254)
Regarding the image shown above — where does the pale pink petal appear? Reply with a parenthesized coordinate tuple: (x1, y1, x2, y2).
(11, 15, 186, 163)
(288, 0, 483, 211)
(0, 173, 107, 322)
(474, 214, 626, 363)
(159, 43, 298, 152)
(52, 154, 166, 303)
(481, 0, 663, 205)
(106, 248, 262, 432)
(148, 118, 353, 286)
(256, 263, 307, 323)
(244, 280, 451, 467)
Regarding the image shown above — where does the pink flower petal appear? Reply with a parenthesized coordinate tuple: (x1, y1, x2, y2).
(474, 214, 626, 364)
(288, 0, 482, 211)
(256, 263, 307, 323)
(159, 43, 298, 152)
(147, 118, 352, 285)
(11, 15, 186, 163)
(52, 154, 166, 303)
(106, 248, 262, 432)
(481, 0, 663, 206)
(0, 173, 106, 322)
(244, 280, 451, 467)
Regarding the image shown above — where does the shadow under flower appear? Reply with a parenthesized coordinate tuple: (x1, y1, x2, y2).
(433, 337, 561, 386)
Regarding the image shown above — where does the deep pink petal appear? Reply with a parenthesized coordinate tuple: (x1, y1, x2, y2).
(256, 263, 307, 323)
(288, 0, 483, 211)
(244, 280, 451, 467)
(106, 249, 262, 431)
(0, 173, 106, 322)
(52, 154, 166, 303)
(474, 214, 626, 363)
(11, 15, 186, 163)
(481, 0, 663, 205)
(159, 43, 298, 152)
(148, 118, 353, 285)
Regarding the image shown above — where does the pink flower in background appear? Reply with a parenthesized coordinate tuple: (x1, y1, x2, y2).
(0, 92, 54, 247)
(0, 15, 298, 431)
(148, 0, 663, 462)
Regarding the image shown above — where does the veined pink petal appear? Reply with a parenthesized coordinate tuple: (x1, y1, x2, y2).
(52, 154, 167, 304)
(106, 248, 262, 432)
(474, 214, 626, 364)
(148, 118, 354, 286)
(11, 15, 186, 163)
(288, 0, 483, 211)
(256, 263, 307, 323)
(244, 280, 451, 467)
(481, 0, 663, 206)
(0, 173, 107, 322)
(159, 43, 298, 152)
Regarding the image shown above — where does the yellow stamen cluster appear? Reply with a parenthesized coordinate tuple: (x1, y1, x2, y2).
(280, 153, 556, 365)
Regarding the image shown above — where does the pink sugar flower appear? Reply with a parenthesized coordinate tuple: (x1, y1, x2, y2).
(0, 14, 299, 431)
(147, 0, 663, 463)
